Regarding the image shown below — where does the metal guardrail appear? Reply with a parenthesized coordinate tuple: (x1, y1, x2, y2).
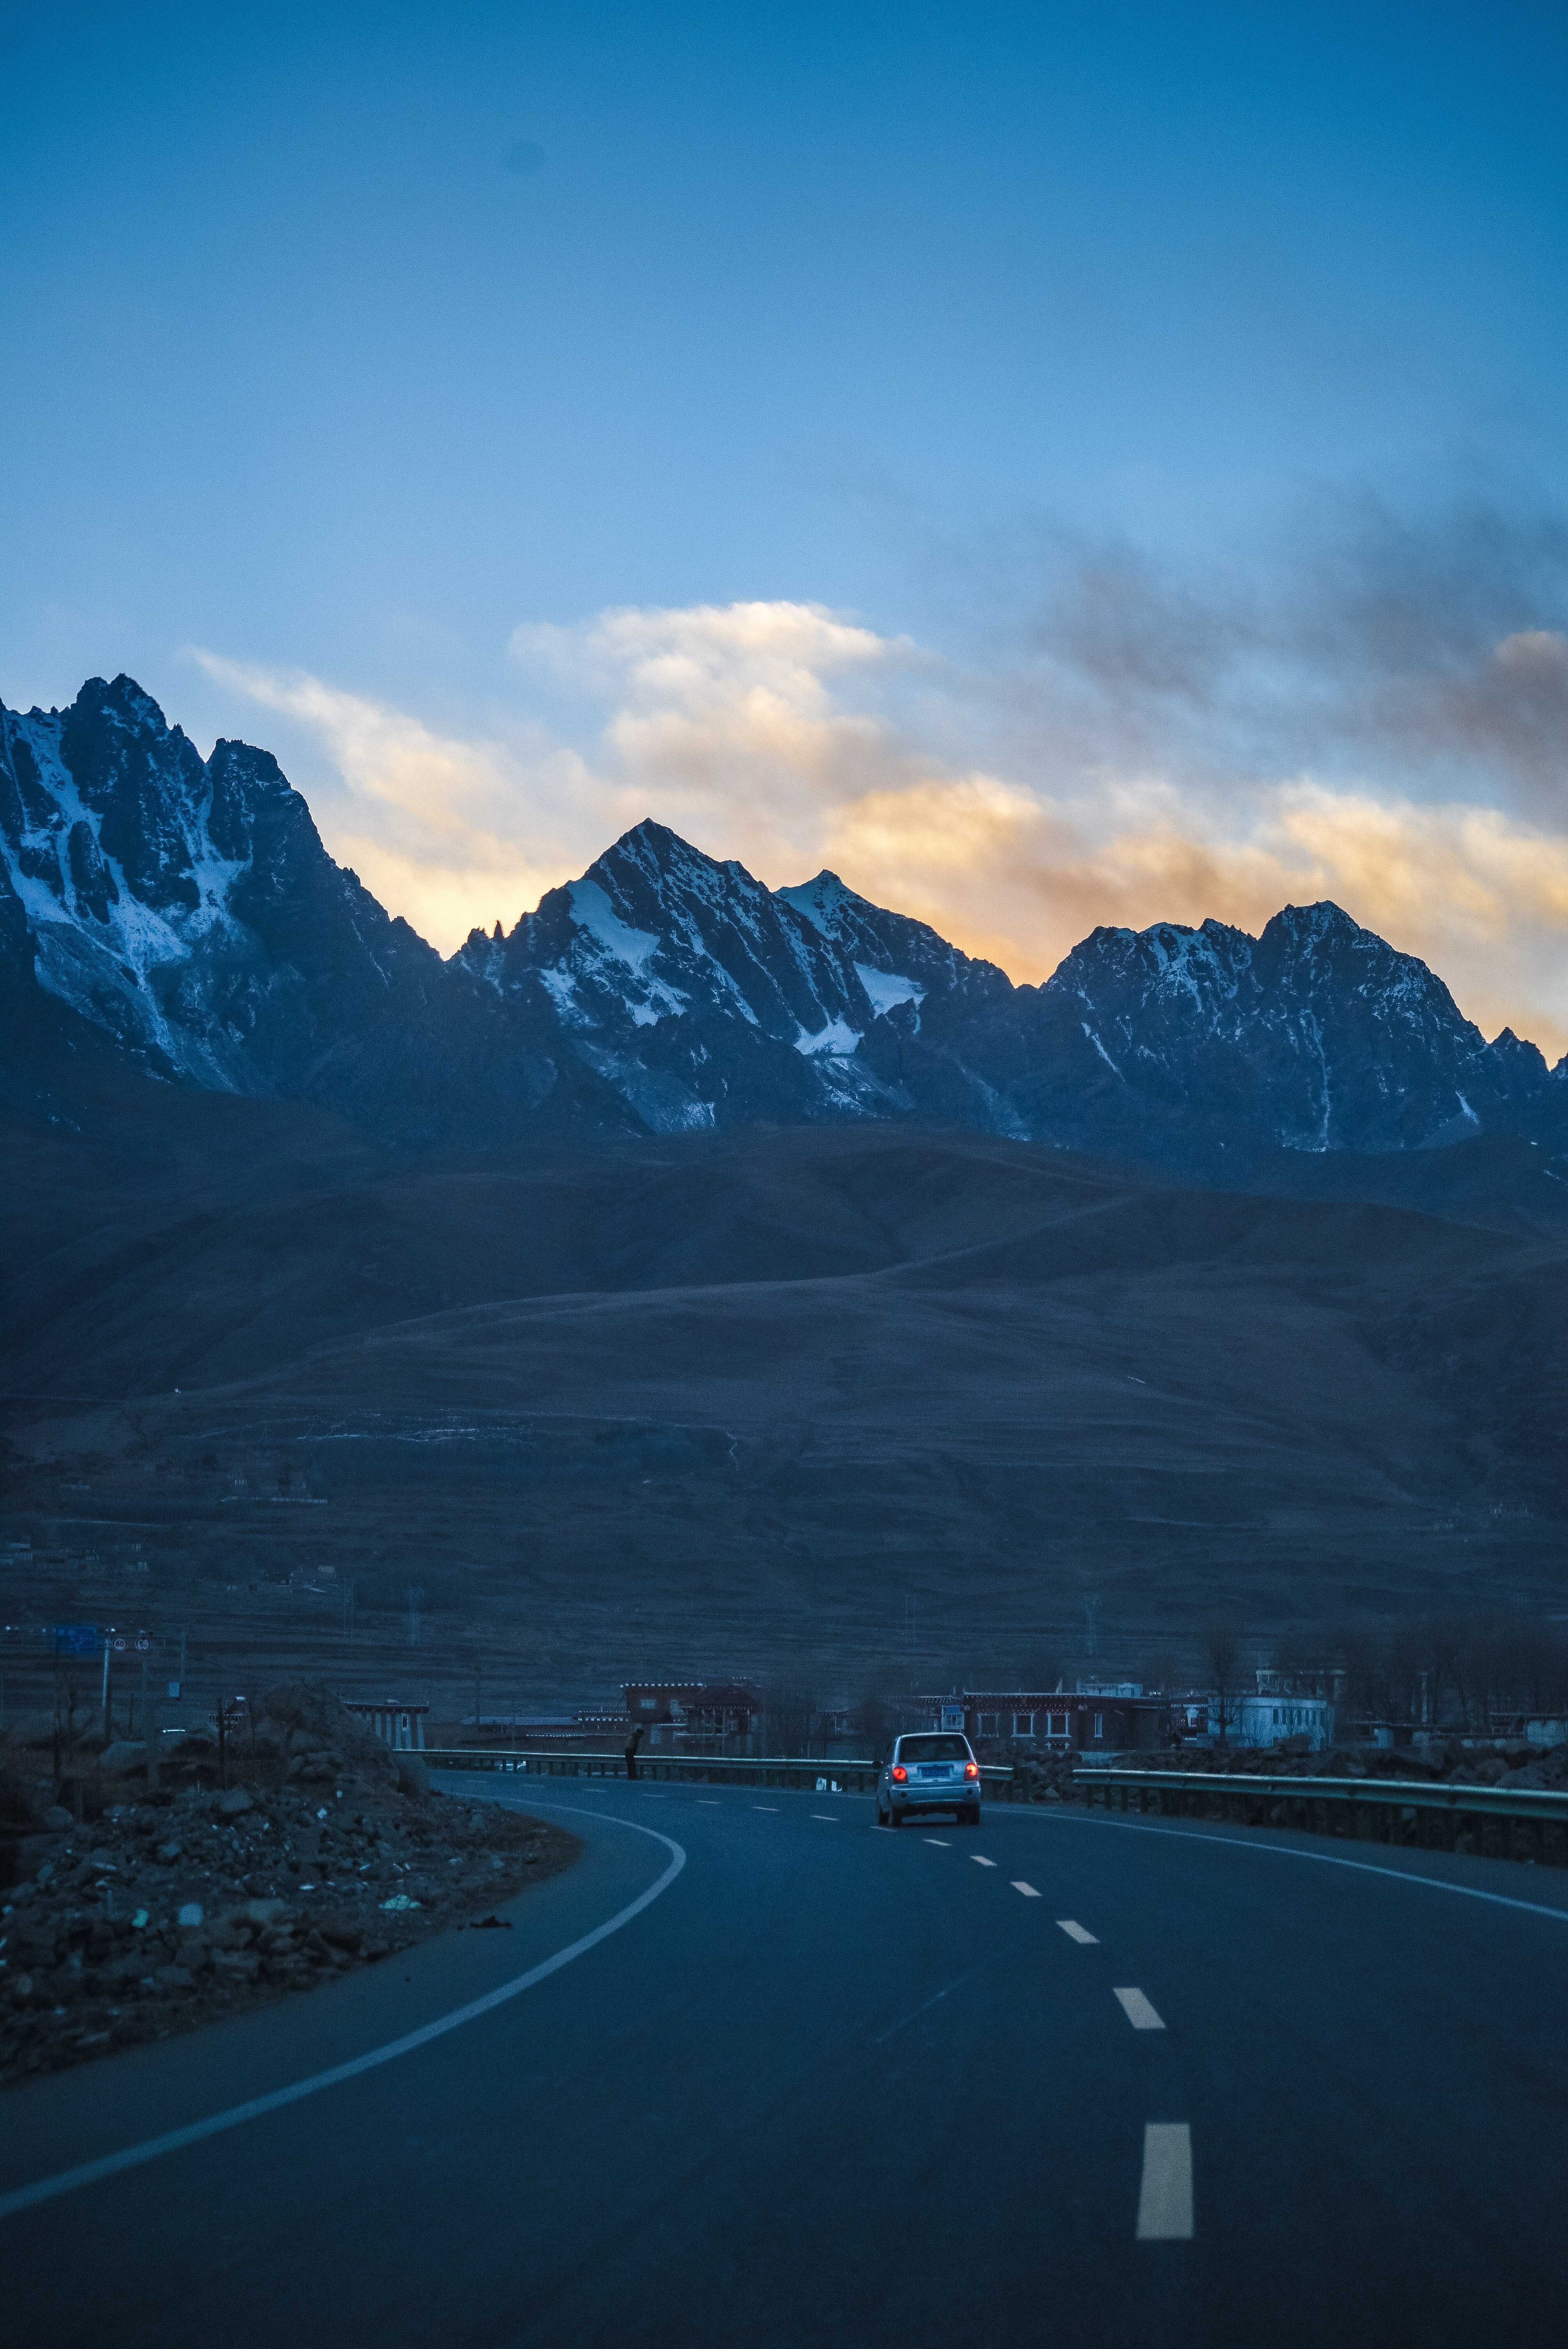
(424, 1749, 1566, 1866)
(426, 1748, 883, 1794)
(1074, 1767, 1568, 1865)
(424, 1749, 1025, 1798)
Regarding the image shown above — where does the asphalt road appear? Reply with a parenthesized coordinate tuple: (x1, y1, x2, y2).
(5, 1779, 1567, 2347)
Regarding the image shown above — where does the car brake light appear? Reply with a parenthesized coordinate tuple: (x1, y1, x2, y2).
(964, 1761, 979, 1779)
(890, 1764, 908, 1782)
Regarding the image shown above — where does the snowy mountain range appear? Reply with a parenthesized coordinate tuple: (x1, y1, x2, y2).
(5, 674, 1565, 1163)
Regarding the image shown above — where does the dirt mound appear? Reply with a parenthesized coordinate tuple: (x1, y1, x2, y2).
(246, 1679, 399, 1787)
(0, 1679, 584, 2091)
(1, 1705, 578, 2090)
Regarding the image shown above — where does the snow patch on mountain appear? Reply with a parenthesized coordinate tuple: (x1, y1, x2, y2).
(855, 963, 924, 1018)
(777, 872, 854, 934)
(795, 1016, 863, 1057)
(567, 877, 661, 971)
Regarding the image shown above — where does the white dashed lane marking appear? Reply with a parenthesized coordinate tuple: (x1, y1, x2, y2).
(752, 1806, 779, 1813)
(698, 1800, 720, 1806)
(1011, 1881, 1041, 1898)
(1136, 2124, 1194, 2240)
(1114, 1987, 1166, 2031)
(923, 1838, 949, 1847)
(810, 1814, 838, 1822)
(1056, 1920, 1098, 1944)
(970, 1855, 997, 1868)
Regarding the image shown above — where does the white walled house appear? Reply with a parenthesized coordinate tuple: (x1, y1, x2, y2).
(1235, 1692, 1335, 1749)
(342, 1700, 429, 1751)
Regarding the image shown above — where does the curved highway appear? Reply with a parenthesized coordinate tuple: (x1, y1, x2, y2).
(5, 1778, 1567, 2346)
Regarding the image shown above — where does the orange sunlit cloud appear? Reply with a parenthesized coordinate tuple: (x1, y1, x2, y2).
(194, 602, 1568, 1066)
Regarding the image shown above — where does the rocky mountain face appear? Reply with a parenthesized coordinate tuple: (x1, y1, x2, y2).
(0, 676, 627, 1146)
(5, 675, 1566, 1163)
(955, 905, 1568, 1164)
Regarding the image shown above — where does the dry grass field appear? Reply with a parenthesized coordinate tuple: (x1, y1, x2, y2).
(5, 1084, 1567, 1717)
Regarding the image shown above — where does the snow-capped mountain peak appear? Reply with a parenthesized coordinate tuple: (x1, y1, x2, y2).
(5, 677, 1564, 1160)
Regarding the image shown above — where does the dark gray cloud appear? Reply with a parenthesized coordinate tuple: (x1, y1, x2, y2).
(502, 139, 547, 177)
(1029, 487, 1568, 818)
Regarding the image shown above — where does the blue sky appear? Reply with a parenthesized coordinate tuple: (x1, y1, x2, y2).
(4, 2, 1567, 1045)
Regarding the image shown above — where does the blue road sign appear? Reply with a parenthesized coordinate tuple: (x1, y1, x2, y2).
(52, 1624, 98, 1657)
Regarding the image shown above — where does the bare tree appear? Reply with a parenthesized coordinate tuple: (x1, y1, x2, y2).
(1202, 1613, 1245, 1743)
(763, 1685, 819, 1757)
(856, 1691, 893, 1761)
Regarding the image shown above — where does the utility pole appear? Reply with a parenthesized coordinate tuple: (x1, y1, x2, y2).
(141, 1652, 160, 1791)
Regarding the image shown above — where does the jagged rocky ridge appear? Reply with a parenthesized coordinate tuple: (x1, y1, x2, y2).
(4, 674, 1566, 1161)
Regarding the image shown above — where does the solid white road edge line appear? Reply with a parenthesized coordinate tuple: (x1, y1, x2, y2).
(1033, 1811, 1568, 1925)
(1011, 1882, 1041, 1897)
(1136, 2123, 1193, 2240)
(0, 1811, 686, 2224)
(1056, 1919, 1099, 1944)
(1114, 1987, 1166, 2031)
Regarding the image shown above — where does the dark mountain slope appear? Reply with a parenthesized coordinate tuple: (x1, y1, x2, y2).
(11, 1134, 1564, 1684)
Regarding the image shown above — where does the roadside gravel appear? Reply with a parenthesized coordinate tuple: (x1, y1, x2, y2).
(0, 1683, 577, 2088)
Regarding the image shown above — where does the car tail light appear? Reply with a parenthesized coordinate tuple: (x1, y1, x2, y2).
(890, 1764, 908, 1783)
(964, 1761, 979, 1779)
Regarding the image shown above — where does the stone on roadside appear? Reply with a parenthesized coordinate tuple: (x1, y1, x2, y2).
(242, 1897, 290, 1928)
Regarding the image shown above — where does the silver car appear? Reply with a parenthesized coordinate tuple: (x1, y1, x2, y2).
(875, 1731, 983, 1827)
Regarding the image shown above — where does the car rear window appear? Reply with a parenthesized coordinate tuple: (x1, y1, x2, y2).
(898, 1734, 969, 1763)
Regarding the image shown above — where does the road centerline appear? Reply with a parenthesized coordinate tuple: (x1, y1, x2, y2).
(1114, 1987, 1166, 2031)
(1136, 2124, 1194, 2240)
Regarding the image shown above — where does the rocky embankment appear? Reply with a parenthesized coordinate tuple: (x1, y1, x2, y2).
(0, 1681, 576, 2088)
(1007, 1734, 1568, 1799)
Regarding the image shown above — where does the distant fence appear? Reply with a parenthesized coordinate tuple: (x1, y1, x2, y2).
(1075, 1767, 1568, 1867)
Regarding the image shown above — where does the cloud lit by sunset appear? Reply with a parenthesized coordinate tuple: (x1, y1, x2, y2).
(196, 533, 1568, 1064)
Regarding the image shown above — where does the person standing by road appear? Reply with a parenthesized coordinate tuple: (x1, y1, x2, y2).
(625, 1723, 644, 1780)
